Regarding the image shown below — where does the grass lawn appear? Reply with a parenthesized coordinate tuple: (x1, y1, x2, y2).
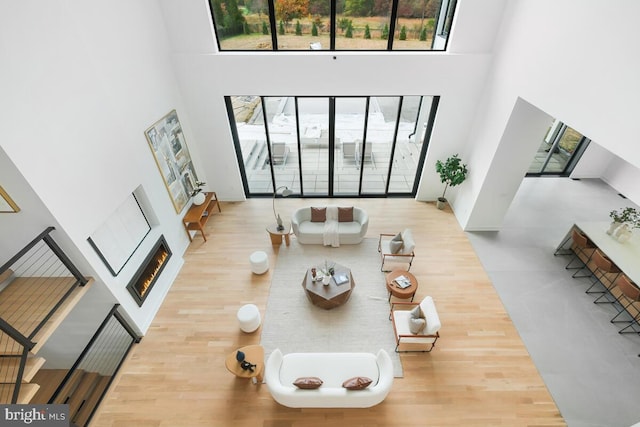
(219, 15, 436, 50)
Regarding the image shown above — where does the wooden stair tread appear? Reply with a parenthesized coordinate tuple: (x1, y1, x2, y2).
(30, 369, 68, 404)
(53, 369, 84, 404)
(0, 383, 40, 404)
(73, 375, 111, 427)
(67, 372, 99, 416)
(0, 356, 46, 383)
(0, 278, 94, 355)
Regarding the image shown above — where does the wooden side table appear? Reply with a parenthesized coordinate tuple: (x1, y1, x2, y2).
(385, 269, 418, 302)
(266, 222, 291, 246)
(225, 345, 265, 384)
(182, 192, 221, 242)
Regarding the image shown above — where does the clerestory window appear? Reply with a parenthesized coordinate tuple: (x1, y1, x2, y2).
(208, 0, 457, 51)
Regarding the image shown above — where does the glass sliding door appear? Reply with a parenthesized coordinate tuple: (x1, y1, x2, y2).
(334, 97, 367, 195)
(360, 96, 399, 194)
(527, 119, 590, 176)
(298, 97, 330, 195)
(228, 95, 437, 198)
(263, 97, 301, 194)
(228, 96, 272, 193)
(388, 96, 433, 193)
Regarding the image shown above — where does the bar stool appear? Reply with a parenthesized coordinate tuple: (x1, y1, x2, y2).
(610, 275, 640, 334)
(587, 249, 622, 302)
(565, 229, 596, 278)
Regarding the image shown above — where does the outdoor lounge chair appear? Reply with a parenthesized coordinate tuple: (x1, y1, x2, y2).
(271, 142, 290, 166)
(342, 140, 359, 167)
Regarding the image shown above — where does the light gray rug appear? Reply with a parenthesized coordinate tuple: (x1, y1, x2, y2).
(260, 238, 403, 377)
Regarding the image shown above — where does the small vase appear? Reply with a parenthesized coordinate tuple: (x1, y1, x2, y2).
(193, 192, 206, 206)
(613, 223, 632, 243)
(606, 221, 621, 235)
(322, 275, 330, 285)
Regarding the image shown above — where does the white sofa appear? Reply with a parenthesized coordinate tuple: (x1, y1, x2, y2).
(291, 206, 368, 245)
(265, 348, 394, 408)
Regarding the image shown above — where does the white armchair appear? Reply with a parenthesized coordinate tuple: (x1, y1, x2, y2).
(378, 229, 416, 272)
(390, 296, 441, 352)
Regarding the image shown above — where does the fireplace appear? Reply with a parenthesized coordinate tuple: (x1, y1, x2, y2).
(127, 236, 171, 306)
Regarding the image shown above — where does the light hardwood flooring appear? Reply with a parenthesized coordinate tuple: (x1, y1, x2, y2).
(91, 198, 564, 426)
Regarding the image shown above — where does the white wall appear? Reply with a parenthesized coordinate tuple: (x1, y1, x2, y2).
(570, 141, 614, 179)
(458, 0, 640, 230)
(159, 0, 507, 202)
(0, 1, 193, 333)
(602, 156, 640, 205)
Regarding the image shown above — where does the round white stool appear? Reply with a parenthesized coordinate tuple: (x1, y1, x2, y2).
(250, 251, 269, 275)
(237, 304, 261, 333)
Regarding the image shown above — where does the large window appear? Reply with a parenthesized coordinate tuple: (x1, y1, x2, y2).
(227, 95, 438, 198)
(527, 119, 590, 176)
(208, 0, 456, 51)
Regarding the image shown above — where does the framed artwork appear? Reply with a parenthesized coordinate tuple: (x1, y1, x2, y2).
(144, 110, 198, 213)
(0, 186, 20, 213)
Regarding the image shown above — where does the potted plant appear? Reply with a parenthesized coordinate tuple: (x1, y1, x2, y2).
(191, 181, 207, 205)
(435, 154, 468, 210)
(319, 260, 335, 285)
(608, 207, 640, 241)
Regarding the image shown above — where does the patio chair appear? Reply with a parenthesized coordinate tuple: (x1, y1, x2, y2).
(270, 142, 290, 167)
(342, 141, 359, 167)
(361, 142, 375, 168)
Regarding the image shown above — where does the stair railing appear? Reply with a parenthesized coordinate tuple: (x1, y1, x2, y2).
(50, 304, 140, 426)
(0, 226, 88, 403)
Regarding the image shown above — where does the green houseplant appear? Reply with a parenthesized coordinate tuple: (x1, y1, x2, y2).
(609, 207, 640, 227)
(435, 154, 468, 210)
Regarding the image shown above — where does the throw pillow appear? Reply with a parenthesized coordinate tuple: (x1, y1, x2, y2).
(342, 376, 373, 390)
(311, 207, 326, 222)
(293, 377, 323, 389)
(400, 228, 416, 255)
(409, 304, 427, 334)
(409, 317, 426, 334)
(338, 206, 354, 222)
(410, 304, 423, 319)
(389, 232, 403, 254)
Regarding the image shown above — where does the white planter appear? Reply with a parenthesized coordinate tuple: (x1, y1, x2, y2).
(322, 275, 330, 285)
(606, 221, 621, 235)
(193, 192, 206, 206)
(613, 223, 632, 243)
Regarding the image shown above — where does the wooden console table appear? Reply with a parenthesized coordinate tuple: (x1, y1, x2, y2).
(182, 192, 221, 242)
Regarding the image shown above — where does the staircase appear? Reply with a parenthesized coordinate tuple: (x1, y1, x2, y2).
(0, 274, 93, 404)
(0, 227, 93, 406)
(31, 369, 112, 427)
(0, 227, 140, 426)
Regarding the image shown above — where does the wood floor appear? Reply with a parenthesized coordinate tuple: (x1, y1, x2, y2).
(91, 198, 565, 427)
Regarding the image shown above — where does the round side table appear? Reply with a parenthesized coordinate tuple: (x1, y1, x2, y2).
(385, 269, 418, 302)
(266, 222, 291, 247)
(225, 345, 265, 384)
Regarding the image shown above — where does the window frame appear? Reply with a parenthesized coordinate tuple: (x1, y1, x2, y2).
(207, 0, 456, 52)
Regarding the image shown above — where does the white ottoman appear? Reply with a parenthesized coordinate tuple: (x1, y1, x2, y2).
(237, 304, 261, 333)
(250, 251, 269, 275)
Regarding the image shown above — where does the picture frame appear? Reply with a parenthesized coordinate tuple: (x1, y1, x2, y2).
(144, 110, 198, 213)
(0, 186, 20, 213)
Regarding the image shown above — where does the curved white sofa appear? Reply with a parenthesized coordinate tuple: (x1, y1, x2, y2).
(291, 206, 368, 245)
(265, 348, 393, 408)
